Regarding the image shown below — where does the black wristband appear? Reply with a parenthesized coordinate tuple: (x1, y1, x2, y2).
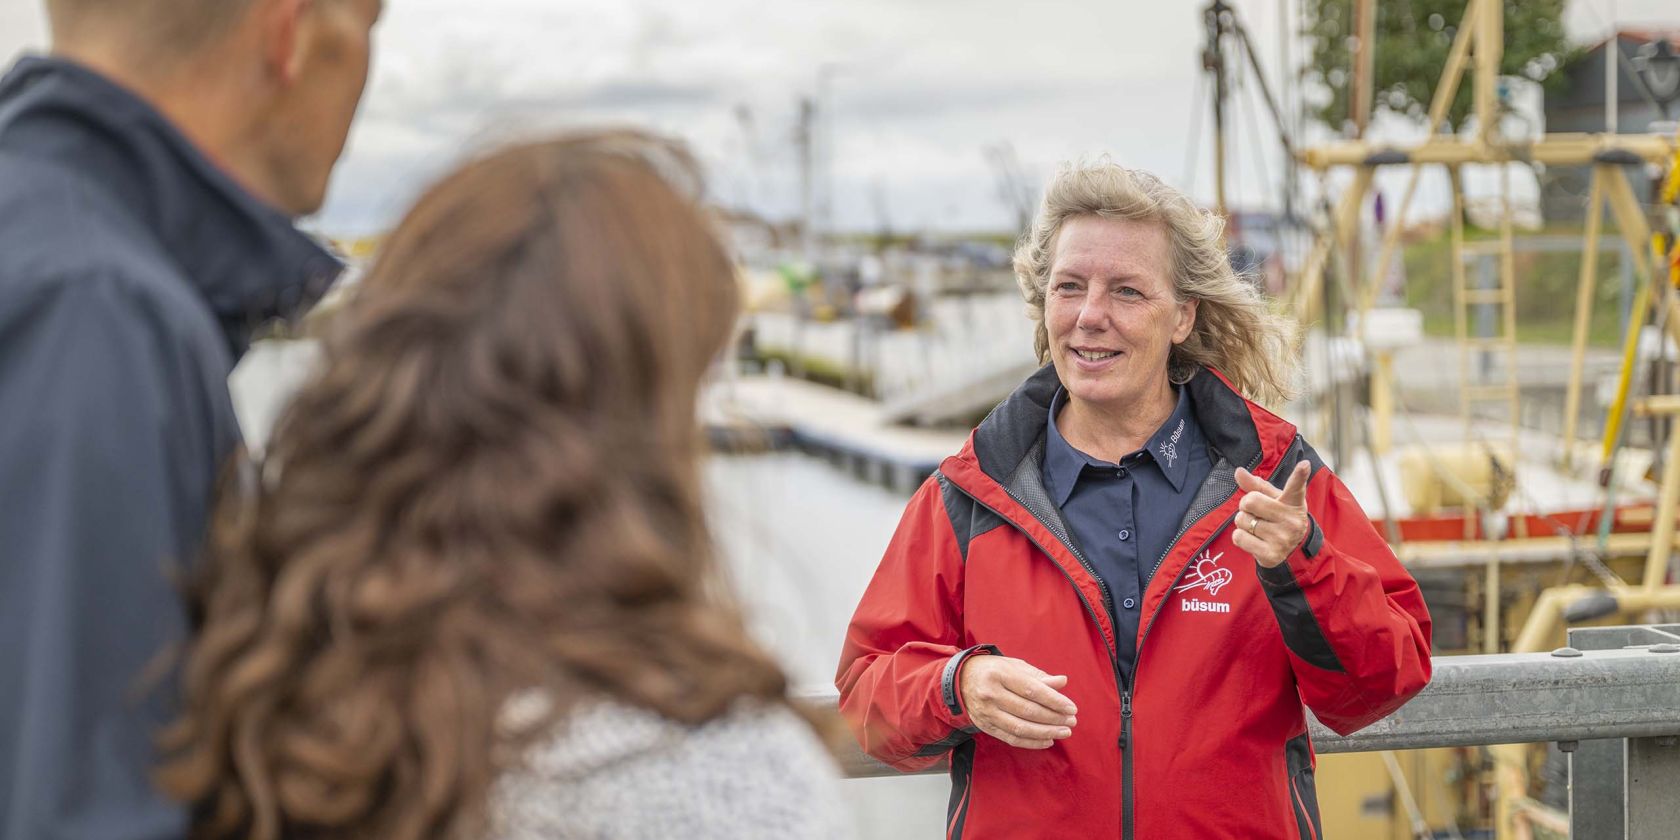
(942, 644, 1001, 716)
(1299, 515, 1324, 559)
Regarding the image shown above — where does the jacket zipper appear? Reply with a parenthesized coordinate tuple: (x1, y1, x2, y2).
(954, 445, 1259, 839)
(1120, 691, 1134, 833)
(970, 488, 1131, 781)
(1120, 451, 1259, 840)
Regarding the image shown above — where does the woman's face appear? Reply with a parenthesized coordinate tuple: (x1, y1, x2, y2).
(1044, 215, 1197, 416)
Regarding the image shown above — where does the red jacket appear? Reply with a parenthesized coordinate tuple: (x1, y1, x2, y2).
(837, 366, 1432, 840)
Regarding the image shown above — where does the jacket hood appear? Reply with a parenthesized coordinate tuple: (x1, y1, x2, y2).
(0, 56, 342, 357)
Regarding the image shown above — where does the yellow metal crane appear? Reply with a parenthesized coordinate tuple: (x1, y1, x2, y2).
(1287, 2, 1680, 837)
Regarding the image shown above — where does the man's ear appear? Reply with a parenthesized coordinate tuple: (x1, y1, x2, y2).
(1173, 297, 1199, 344)
(264, 0, 313, 85)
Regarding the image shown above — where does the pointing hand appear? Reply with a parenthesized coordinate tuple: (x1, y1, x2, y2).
(1231, 461, 1311, 569)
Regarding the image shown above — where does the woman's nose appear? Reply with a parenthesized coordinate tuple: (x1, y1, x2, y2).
(1075, 292, 1108, 330)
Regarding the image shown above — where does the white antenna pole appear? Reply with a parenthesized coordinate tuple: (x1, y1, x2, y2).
(1606, 0, 1619, 134)
(1279, 0, 1292, 207)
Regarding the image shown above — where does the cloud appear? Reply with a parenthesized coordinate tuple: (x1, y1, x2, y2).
(315, 0, 1228, 233)
(7, 0, 1680, 235)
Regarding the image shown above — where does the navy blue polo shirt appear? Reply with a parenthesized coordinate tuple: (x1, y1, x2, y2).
(1043, 385, 1212, 683)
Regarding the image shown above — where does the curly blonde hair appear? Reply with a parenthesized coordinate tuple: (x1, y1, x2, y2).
(1013, 160, 1300, 405)
(157, 132, 812, 840)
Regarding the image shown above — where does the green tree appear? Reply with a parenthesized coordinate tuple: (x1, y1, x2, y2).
(1301, 0, 1580, 133)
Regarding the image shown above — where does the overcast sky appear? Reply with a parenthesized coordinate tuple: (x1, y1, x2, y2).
(4, 0, 1678, 235)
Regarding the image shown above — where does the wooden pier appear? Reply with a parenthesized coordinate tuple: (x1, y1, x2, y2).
(703, 374, 966, 493)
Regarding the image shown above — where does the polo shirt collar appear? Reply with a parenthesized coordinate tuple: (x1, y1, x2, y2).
(1044, 387, 1097, 507)
(1043, 385, 1198, 506)
(1146, 385, 1197, 493)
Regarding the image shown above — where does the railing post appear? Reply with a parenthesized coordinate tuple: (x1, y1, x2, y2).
(1626, 735, 1680, 839)
(1569, 740, 1625, 839)
(1569, 626, 1629, 839)
(1567, 624, 1680, 838)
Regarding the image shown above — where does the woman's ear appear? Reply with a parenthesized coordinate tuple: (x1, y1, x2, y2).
(1172, 297, 1199, 345)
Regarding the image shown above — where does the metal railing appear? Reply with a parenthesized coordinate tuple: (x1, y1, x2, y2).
(810, 629, 1680, 839)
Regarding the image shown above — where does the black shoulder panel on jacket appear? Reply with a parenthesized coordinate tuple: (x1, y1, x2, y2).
(1269, 435, 1326, 491)
(1186, 368, 1263, 471)
(936, 472, 1006, 563)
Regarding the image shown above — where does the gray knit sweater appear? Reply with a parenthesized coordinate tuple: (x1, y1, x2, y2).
(489, 699, 853, 840)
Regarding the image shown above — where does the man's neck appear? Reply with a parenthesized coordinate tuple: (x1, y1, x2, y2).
(1058, 381, 1177, 464)
(49, 45, 280, 211)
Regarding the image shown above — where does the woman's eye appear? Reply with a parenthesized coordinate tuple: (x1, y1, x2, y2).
(1117, 286, 1141, 298)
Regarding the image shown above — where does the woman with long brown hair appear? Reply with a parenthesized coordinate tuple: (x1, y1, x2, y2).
(158, 132, 849, 840)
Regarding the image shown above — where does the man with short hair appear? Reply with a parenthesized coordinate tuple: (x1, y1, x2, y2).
(0, 0, 382, 836)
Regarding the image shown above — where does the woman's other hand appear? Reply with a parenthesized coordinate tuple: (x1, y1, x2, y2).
(958, 655, 1078, 749)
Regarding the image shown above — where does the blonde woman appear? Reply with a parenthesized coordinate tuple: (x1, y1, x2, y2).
(838, 161, 1431, 839)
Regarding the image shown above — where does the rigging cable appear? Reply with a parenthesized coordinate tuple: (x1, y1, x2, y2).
(1237, 53, 1276, 220)
(1183, 70, 1209, 195)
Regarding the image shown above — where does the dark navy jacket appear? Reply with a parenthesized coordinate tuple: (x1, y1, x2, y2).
(0, 56, 339, 839)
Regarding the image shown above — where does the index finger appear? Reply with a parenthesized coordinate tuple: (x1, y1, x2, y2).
(1278, 460, 1311, 507)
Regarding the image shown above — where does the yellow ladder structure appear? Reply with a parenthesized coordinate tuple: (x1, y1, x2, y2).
(1452, 166, 1521, 464)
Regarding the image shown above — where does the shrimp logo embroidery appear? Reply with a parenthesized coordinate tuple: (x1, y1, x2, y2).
(1175, 550, 1233, 614)
(1158, 418, 1185, 468)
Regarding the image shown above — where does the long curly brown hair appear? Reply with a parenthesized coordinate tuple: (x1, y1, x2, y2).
(157, 132, 804, 840)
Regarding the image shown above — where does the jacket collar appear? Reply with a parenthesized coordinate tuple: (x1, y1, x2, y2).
(0, 55, 342, 358)
(968, 362, 1274, 491)
(940, 364, 1293, 664)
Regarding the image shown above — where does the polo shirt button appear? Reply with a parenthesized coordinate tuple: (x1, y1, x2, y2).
(1116, 467, 1128, 479)
(1123, 598, 1137, 609)
(1118, 529, 1131, 541)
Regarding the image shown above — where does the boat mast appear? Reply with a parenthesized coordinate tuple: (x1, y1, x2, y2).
(1203, 1, 1231, 218)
